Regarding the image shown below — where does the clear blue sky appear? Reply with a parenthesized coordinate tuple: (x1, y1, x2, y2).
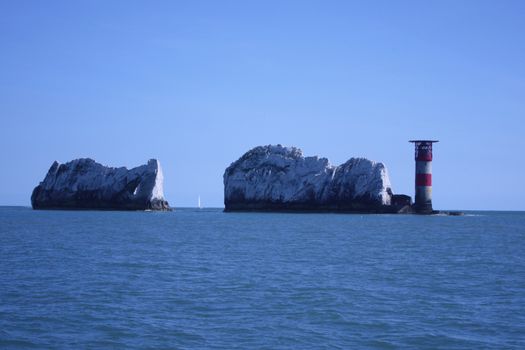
(1, 1, 524, 210)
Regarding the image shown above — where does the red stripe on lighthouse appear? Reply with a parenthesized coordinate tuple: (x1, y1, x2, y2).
(416, 173, 432, 186)
(416, 152, 432, 161)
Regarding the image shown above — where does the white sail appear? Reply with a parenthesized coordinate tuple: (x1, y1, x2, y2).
(198, 195, 202, 209)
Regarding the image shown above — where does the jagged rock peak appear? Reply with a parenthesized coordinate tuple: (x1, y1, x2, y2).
(224, 144, 396, 212)
(31, 158, 170, 211)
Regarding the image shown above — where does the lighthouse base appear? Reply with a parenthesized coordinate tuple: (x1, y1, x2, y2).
(414, 203, 434, 214)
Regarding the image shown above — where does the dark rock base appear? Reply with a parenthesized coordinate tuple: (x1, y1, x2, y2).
(224, 202, 463, 216)
(224, 201, 409, 214)
(32, 202, 171, 211)
(31, 189, 171, 211)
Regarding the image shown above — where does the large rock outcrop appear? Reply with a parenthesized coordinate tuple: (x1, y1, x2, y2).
(31, 158, 170, 210)
(224, 145, 409, 213)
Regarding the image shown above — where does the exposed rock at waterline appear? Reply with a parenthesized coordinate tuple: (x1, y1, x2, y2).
(31, 158, 170, 211)
(224, 145, 410, 213)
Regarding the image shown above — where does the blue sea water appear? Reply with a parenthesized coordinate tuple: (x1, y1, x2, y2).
(0, 207, 524, 349)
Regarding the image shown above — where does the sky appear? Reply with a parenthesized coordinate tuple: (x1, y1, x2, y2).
(1, 0, 524, 210)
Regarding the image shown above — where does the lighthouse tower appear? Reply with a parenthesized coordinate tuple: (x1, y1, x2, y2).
(409, 140, 438, 214)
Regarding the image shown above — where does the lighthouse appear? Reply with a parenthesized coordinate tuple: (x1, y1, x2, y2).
(409, 140, 438, 214)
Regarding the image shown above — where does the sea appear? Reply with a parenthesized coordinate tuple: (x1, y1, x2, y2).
(0, 206, 524, 349)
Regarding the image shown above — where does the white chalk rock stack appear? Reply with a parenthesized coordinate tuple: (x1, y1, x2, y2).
(224, 145, 395, 212)
(31, 158, 170, 211)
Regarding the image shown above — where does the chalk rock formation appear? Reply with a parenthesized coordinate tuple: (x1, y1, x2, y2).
(31, 158, 170, 210)
(224, 145, 402, 212)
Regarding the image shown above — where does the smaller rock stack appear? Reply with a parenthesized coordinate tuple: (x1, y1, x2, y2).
(31, 158, 170, 211)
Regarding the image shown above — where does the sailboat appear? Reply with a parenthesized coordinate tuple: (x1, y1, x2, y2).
(198, 195, 202, 209)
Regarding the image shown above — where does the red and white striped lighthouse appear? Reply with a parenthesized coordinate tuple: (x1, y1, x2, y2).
(409, 140, 438, 214)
